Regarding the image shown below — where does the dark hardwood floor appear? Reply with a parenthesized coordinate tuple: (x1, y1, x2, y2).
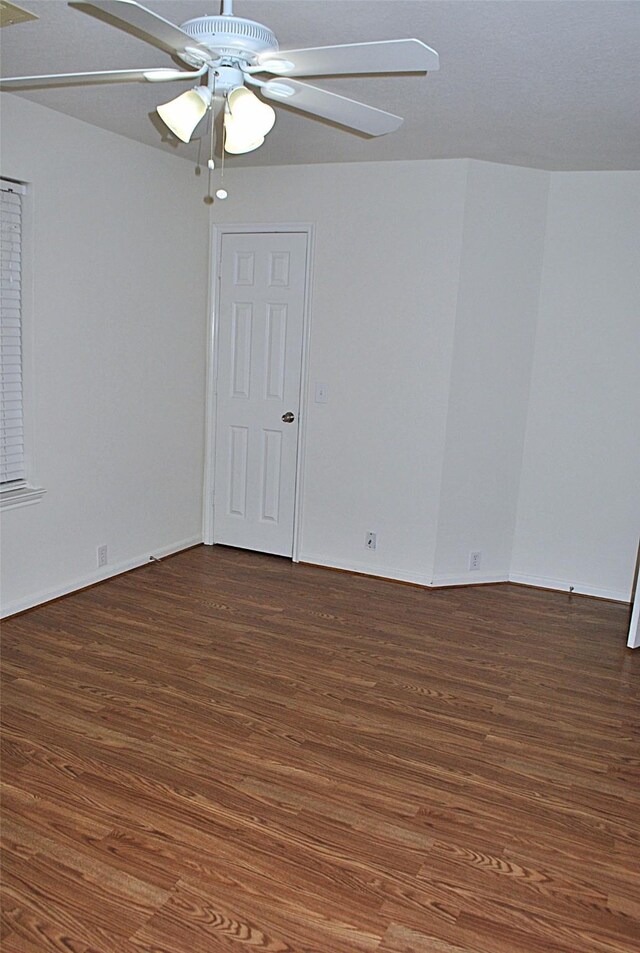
(1, 545, 638, 952)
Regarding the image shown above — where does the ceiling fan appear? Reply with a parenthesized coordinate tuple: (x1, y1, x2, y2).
(0, 0, 440, 153)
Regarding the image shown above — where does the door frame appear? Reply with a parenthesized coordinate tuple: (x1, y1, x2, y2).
(203, 222, 315, 563)
(627, 540, 640, 649)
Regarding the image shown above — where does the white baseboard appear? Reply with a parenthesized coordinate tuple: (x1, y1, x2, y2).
(298, 557, 631, 604)
(298, 552, 431, 587)
(431, 571, 509, 587)
(508, 572, 630, 604)
(1, 535, 203, 619)
(4, 542, 629, 617)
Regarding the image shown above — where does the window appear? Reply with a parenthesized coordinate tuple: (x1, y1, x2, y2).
(0, 177, 43, 509)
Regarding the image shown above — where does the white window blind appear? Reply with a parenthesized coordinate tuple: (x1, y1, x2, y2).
(1, 179, 26, 488)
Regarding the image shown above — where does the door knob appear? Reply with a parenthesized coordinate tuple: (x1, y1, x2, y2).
(282, 411, 295, 423)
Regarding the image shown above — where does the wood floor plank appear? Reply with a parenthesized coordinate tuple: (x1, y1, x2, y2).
(417, 843, 639, 946)
(379, 923, 474, 953)
(1, 544, 638, 952)
(131, 875, 385, 953)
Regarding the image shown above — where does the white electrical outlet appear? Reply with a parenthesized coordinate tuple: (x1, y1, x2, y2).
(469, 551, 482, 571)
(366, 532, 377, 551)
(97, 545, 108, 568)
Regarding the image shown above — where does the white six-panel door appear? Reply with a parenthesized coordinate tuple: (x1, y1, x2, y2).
(213, 232, 308, 557)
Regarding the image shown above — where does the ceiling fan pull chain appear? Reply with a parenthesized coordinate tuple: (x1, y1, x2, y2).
(205, 73, 217, 204)
(220, 120, 226, 183)
(209, 75, 216, 170)
(215, 106, 228, 201)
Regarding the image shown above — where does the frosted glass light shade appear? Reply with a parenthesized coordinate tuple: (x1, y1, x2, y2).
(157, 86, 211, 143)
(224, 131, 265, 154)
(224, 86, 275, 154)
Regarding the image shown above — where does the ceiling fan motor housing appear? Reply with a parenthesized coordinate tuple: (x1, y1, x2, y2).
(179, 16, 278, 66)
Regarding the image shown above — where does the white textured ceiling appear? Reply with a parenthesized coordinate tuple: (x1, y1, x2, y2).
(1, 0, 639, 170)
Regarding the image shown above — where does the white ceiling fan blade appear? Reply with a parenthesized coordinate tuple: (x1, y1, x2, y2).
(0, 68, 197, 88)
(73, 0, 211, 58)
(258, 39, 439, 77)
(261, 79, 403, 136)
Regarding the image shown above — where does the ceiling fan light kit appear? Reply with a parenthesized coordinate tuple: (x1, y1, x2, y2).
(227, 83, 275, 132)
(223, 131, 263, 155)
(223, 86, 276, 154)
(157, 85, 212, 143)
(0, 0, 439, 159)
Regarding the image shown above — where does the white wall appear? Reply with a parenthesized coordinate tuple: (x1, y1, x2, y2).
(211, 160, 469, 584)
(432, 161, 549, 584)
(2, 103, 637, 615)
(212, 159, 640, 602)
(0, 95, 210, 615)
(511, 172, 640, 601)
